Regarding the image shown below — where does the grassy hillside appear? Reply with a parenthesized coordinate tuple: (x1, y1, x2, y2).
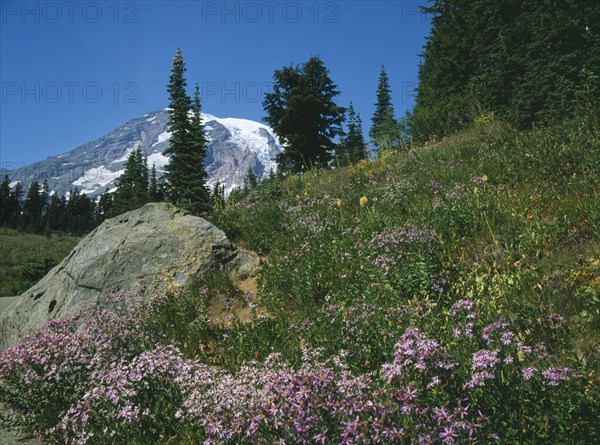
(1, 114, 598, 443)
(207, 113, 599, 371)
(0, 228, 80, 297)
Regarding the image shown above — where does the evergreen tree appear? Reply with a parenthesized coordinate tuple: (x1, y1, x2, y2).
(164, 49, 191, 205)
(411, 0, 600, 142)
(96, 189, 114, 223)
(112, 147, 149, 215)
(336, 102, 368, 166)
(21, 181, 44, 232)
(8, 182, 23, 228)
(39, 180, 49, 230)
(45, 194, 66, 232)
(370, 66, 398, 152)
(211, 182, 225, 209)
(163, 50, 210, 213)
(263, 56, 345, 173)
(187, 82, 210, 211)
(65, 190, 96, 235)
(244, 167, 258, 190)
(78, 193, 96, 234)
(0, 175, 11, 226)
(140, 154, 149, 204)
(64, 190, 78, 233)
(149, 163, 163, 202)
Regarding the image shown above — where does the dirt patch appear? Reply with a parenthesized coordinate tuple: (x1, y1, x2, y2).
(237, 276, 257, 295)
(206, 276, 267, 327)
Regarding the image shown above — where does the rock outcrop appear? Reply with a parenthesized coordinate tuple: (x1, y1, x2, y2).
(0, 203, 259, 350)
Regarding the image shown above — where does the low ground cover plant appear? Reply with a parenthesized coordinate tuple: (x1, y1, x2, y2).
(1, 294, 596, 444)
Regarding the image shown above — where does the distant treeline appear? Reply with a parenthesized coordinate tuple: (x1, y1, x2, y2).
(0, 176, 111, 235)
(0, 147, 227, 236)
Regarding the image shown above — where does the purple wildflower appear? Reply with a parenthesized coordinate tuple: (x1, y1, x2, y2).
(482, 321, 511, 344)
(522, 367, 537, 381)
(429, 180, 442, 194)
(440, 425, 459, 443)
(471, 349, 500, 370)
(547, 313, 567, 329)
(542, 367, 574, 386)
(465, 371, 494, 388)
(451, 299, 475, 316)
(471, 175, 485, 186)
(433, 407, 452, 424)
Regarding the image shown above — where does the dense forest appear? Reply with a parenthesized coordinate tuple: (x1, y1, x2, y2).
(411, 0, 599, 141)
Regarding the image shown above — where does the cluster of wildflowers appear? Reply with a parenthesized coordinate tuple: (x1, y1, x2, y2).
(445, 183, 467, 200)
(368, 225, 437, 248)
(470, 175, 486, 186)
(481, 320, 513, 345)
(321, 297, 409, 344)
(0, 318, 93, 432)
(546, 312, 567, 329)
(356, 225, 437, 272)
(449, 300, 583, 394)
(0, 293, 160, 435)
(0, 293, 589, 444)
(376, 177, 414, 208)
(183, 350, 405, 444)
(382, 328, 457, 381)
(428, 179, 442, 194)
(382, 327, 499, 443)
(429, 274, 449, 295)
(278, 193, 334, 234)
(52, 345, 201, 444)
(450, 299, 477, 339)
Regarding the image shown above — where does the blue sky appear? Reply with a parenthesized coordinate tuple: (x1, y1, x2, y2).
(1, 1, 431, 166)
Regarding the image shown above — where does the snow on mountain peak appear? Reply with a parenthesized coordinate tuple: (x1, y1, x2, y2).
(1, 109, 282, 200)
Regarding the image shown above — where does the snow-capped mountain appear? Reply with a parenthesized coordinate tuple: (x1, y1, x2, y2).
(2, 109, 281, 197)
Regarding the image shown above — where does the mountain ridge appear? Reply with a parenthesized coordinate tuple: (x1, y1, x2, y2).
(2, 109, 282, 198)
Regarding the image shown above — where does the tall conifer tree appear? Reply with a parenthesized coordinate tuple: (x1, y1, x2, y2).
(264, 56, 345, 173)
(149, 163, 162, 202)
(96, 189, 114, 223)
(337, 102, 368, 166)
(21, 181, 44, 232)
(0, 176, 11, 226)
(244, 167, 258, 189)
(45, 194, 66, 232)
(163, 50, 209, 213)
(370, 66, 398, 152)
(411, 0, 600, 142)
(112, 147, 148, 215)
(188, 83, 210, 211)
(8, 183, 23, 228)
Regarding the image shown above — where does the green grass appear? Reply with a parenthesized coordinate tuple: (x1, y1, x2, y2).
(0, 228, 80, 297)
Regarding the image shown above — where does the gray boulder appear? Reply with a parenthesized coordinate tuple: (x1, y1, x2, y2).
(0, 202, 259, 350)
